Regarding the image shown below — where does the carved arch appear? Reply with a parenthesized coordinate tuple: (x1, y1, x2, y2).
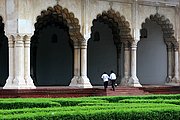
(142, 13, 178, 48)
(32, 4, 83, 44)
(91, 9, 133, 46)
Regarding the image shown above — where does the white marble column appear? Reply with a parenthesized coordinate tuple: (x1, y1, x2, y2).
(69, 43, 81, 87)
(171, 46, 180, 85)
(4, 34, 35, 89)
(116, 44, 121, 85)
(24, 35, 36, 88)
(165, 43, 173, 84)
(12, 35, 26, 89)
(128, 41, 142, 87)
(79, 41, 92, 88)
(121, 42, 130, 86)
(3, 35, 15, 89)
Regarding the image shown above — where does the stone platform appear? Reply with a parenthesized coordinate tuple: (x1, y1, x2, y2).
(0, 86, 180, 98)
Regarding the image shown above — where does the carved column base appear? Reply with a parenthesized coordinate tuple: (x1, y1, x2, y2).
(3, 77, 14, 89)
(166, 76, 172, 83)
(165, 77, 180, 86)
(69, 76, 80, 87)
(3, 77, 36, 89)
(25, 77, 36, 88)
(120, 77, 129, 86)
(70, 76, 92, 88)
(128, 76, 142, 87)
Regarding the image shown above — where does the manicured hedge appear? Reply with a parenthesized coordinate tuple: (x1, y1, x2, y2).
(2, 106, 180, 120)
(1, 94, 180, 120)
(0, 101, 60, 109)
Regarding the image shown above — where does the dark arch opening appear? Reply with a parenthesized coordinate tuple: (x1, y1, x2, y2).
(88, 21, 119, 86)
(31, 11, 74, 86)
(0, 16, 8, 87)
(88, 9, 132, 85)
(137, 20, 167, 85)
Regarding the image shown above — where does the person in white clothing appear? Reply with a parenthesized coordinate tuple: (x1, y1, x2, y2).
(109, 70, 116, 91)
(101, 72, 109, 91)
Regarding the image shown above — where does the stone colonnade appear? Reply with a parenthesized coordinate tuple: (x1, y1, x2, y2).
(3, 34, 93, 89)
(2, 33, 180, 89)
(2, 2, 180, 89)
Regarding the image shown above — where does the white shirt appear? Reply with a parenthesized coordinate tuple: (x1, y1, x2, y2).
(101, 74, 109, 82)
(109, 73, 116, 80)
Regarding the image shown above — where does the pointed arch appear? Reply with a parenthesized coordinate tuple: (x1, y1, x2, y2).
(141, 13, 178, 47)
(31, 4, 83, 86)
(88, 9, 133, 85)
(91, 9, 133, 45)
(138, 13, 179, 85)
(32, 4, 83, 44)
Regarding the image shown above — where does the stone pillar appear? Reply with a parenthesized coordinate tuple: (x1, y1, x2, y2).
(166, 42, 173, 84)
(69, 42, 81, 87)
(4, 34, 35, 89)
(171, 46, 180, 85)
(3, 35, 15, 89)
(128, 41, 142, 87)
(116, 43, 121, 85)
(12, 35, 26, 88)
(79, 41, 92, 88)
(121, 42, 130, 86)
(24, 35, 36, 88)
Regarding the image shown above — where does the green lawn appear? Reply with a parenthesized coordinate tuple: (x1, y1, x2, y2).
(1, 94, 180, 120)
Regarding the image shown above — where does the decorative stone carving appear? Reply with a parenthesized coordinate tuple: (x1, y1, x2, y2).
(147, 13, 176, 44)
(92, 9, 133, 45)
(33, 4, 82, 44)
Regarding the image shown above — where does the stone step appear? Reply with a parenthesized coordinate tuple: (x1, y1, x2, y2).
(0, 87, 106, 98)
(139, 86, 180, 94)
(106, 87, 149, 96)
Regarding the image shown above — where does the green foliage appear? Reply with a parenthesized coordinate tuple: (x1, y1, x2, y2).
(0, 99, 60, 109)
(1, 94, 180, 120)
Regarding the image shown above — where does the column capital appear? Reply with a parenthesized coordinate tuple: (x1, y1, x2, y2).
(84, 33, 91, 41)
(133, 28, 140, 41)
(81, 40, 88, 49)
(124, 41, 130, 49)
(166, 42, 172, 51)
(23, 34, 32, 41)
(8, 34, 32, 41)
(73, 41, 80, 49)
(131, 41, 138, 48)
(174, 42, 179, 51)
(13, 34, 25, 48)
(7, 35, 15, 48)
(13, 34, 24, 41)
